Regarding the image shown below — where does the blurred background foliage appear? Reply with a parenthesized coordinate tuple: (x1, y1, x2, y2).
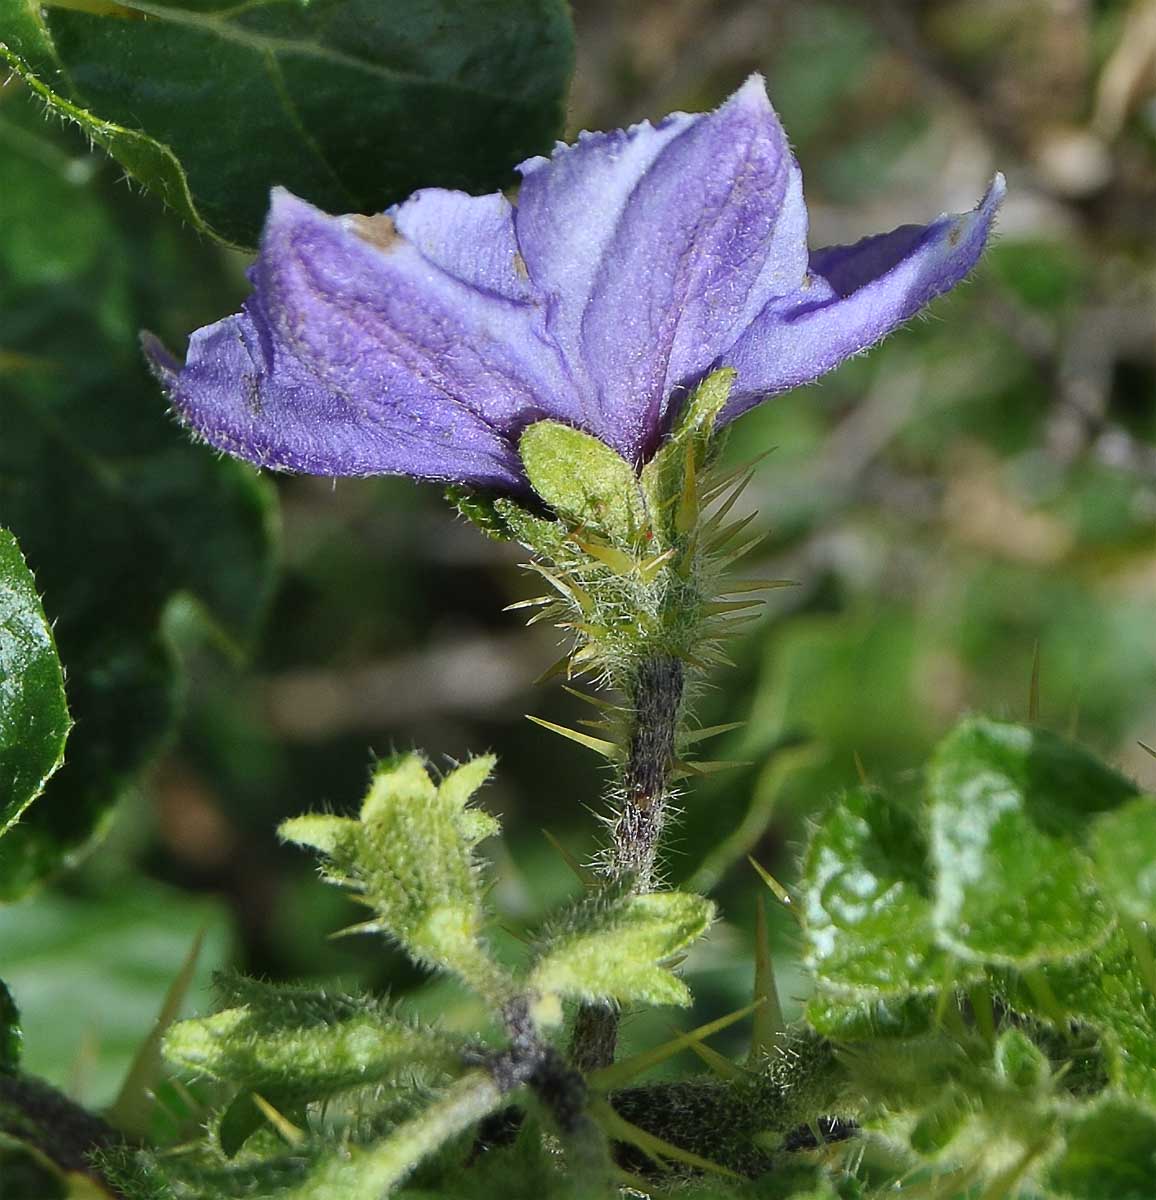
(2, 0, 1155, 1115)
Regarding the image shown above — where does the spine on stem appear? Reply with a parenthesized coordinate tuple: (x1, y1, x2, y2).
(452, 369, 780, 1071)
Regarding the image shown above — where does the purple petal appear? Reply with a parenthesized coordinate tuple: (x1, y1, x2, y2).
(720, 174, 1007, 421)
(515, 74, 808, 464)
(392, 188, 534, 303)
(143, 310, 525, 488)
(148, 187, 588, 487)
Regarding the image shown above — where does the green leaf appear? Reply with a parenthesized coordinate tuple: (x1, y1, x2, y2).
(1090, 795, 1156, 923)
(519, 421, 648, 545)
(804, 990, 935, 1041)
(529, 889, 714, 1008)
(928, 719, 1133, 966)
(280, 1072, 503, 1200)
(0, 99, 277, 897)
(0, 883, 229, 1106)
(1047, 1097, 1156, 1199)
(280, 754, 510, 998)
(0, 980, 20, 1072)
(998, 928, 1156, 1105)
(799, 788, 952, 996)
(0, 528, 70, 843)
(164, 977, 464, 1099)
(1, 0, 574, 247)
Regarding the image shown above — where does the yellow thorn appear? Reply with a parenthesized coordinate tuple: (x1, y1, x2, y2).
(675, 439, 698, 534)
(680, 721, 745, 746)
(561, 685, 621, 712)
(748, 856, 797, 918)
(853, 752, 870, 787)
(749, 894, 785, 1063)
(528, 562, 593, 613)
(669, 1023, 750, 1082)
(589, 1099, 742, 1180)
(676, 758, 751, 776)
(533, 654, 571, 685)
(1028, 639, 1041, 723)
(638, 546, 677, 584)
(526, 715, 621, 759)
(569, 536, 637, 575)
(252, 1094, 305, 1147)
(715, 578, 797, 594)
(702, 598, 764, 617)
(502, 595, 552, 611)
(707, 510, 760, 553)
(542, 828, 596, 885)
(589, 999, 765, 1092)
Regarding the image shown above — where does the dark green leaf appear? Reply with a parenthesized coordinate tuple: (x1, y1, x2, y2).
(799, 788, 952, 995)
(1047, 1098, 1156, 1199)
(998, 928, 1156, 1105)
(0, 528, 70, 847)
(0, 883, 230, 1107)
(0, 980, 19, 1072)
(0, 96, 277, 896)
(927, 719, 1134, 966)
(1, 0, 574, 247)
(1090, 796, 1156, 923)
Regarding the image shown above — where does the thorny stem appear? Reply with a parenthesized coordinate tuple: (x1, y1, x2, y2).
(571, 653, 687, 1072)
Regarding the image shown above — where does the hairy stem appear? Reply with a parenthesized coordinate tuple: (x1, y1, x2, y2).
(571, 654, 687, 1071)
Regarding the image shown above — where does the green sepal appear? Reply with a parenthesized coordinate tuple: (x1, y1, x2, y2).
(530, 888, 714, 1008)
(163, 977, 465, 1101)
(641, 367, 735, 543)
(928, 719, 1135, 967)
(279, 754, 511, 1001)
(520, 421, 648, 545)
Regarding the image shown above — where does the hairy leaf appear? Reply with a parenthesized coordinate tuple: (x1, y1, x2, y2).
(0, 884, 229, 1105)
(0, 97, 277, 896)
(165, 978, 464, 1098)
(998, 928, 1156, 1105)
(280, 754, 509, 998)
(1090, 795, 1156, 923)
(0, 529, 69, 844)
(928, 719, 1133, 966)
(530, 889, 714, 1008)
(1047, 1097, 1156, 1199)
(0, 980, 19, 1072)
(0, 0, 574, 247)
(799, 788, 951, 996)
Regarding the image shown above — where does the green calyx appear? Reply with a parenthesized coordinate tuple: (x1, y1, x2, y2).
(450, 369, 772, 699)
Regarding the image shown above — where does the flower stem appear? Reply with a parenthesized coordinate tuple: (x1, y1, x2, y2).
(614, 653, 685, 890)
(570, 653, 687, 1071)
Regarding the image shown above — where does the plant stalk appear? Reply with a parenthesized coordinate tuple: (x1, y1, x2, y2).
(570, 653, 687, 1072)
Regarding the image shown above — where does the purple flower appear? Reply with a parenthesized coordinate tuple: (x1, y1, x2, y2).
(146, 76, 1004, 492)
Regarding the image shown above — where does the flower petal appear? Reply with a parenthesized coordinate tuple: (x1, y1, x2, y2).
(392, 188, 534, 303)
(720, 174, 1007, 421)
(146, 187, 586, 487)
(515, 74, 808, 464)
(255, 188, 579, 438)
(143, 308, 525, 488)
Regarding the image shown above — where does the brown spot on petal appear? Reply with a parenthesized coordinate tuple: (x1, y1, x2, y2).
(948, 221, 963, 248)
(513, 251, 529, 280)
(346, 213, 400, 252)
